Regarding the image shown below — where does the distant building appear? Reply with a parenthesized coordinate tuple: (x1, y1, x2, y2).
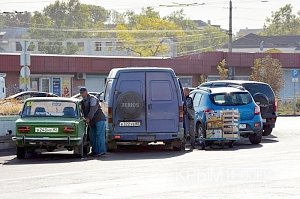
(219, 33, 300, 53)
(0, 28, 176, 57)
(236, 28, 263, 38)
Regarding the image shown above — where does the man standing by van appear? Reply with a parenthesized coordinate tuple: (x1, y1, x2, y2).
(184, 88, 195, 148)
(80, 87, 106, 156)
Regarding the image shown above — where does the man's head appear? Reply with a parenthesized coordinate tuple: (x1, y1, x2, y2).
(183, 87, 190, 97)
(79, 87, 88, 98)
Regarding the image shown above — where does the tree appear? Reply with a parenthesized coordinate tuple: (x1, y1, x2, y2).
(0, 12, 31, 28)
(249, 55, 283, 95)
(116, 7, 184, 56)
(165, 10, 228, 55)
(217, 59, 228, 80)
(262, 4, 300, 35)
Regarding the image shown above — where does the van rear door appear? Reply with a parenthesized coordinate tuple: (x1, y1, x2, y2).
(113, 72, 146, 133)
(146, 72, 179, 133)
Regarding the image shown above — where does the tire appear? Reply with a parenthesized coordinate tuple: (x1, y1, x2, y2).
(107, 140, 117, 152)
(74, 141, 84, 158)
(83, 145, 90, 155)
(249, 130, 262, 144)
(196, 122, 206, 149)
(262, 127, 273, 136)
(228, 141, 234, 148)
(17, 147, 26, 159)
(172, 139, 185, 151)
(116, 91, 144, 119)
(253, 93, 269, 114)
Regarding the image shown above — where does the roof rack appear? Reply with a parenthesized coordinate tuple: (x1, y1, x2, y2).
(226, 84, 245, 90)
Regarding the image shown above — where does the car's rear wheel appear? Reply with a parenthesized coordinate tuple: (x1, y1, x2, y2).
(262, 127, 273, 136)
(249, 130, 262, 144)
(17, 147, 26, 159)
(74, 142, 84, 158)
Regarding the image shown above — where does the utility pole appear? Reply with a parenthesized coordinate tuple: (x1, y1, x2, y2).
(228, 0, 233, 52)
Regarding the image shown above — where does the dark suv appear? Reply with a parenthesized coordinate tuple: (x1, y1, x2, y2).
(199, 80, 277, 136)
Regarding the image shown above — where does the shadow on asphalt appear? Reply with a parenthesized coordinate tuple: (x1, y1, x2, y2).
(2, 144, 190, 165)
(2, 136, 279, 164)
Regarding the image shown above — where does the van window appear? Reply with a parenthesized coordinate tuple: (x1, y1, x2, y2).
(104, 80, 112, 101)
(151, 81, 172, 101)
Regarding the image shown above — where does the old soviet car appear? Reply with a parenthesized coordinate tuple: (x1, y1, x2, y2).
(13, 97, 90, 159)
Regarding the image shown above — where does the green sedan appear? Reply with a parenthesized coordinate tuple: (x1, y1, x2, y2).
(13, 97, 90, 159)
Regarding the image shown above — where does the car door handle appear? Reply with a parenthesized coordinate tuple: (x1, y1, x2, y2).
(148, 104, 152, 110)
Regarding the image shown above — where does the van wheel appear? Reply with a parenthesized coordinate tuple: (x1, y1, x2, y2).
(107, 140, 117, 152)
(172, 139, 185, 151)
(17, 147, 26, 159)
(116, 91, 144, 119)
(249, 130, 262, 144)
(196, 123, 206, 148)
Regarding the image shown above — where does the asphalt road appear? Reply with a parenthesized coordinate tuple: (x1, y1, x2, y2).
(0, 117, 299, 199)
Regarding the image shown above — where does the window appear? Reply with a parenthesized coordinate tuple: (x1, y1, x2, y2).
(116, 42, 123, 51)
(104, 80, 112, 101)
(106, 42, 113, 51)
(16, 42, 22, 51)
(151, 81, 172, 101)
(193, 93, 203, 107)
(77, 42, 84, 51)
(27, 42, 35, 51)
(95, 42, 102, 51)
(210, 92, 252, 106)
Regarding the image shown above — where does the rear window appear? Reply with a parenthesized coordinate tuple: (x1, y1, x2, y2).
(210, 92, 252, 106)
(21, 100, 78, 118)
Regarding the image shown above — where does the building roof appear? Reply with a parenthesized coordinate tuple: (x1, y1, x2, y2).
(223, 33, 300, 49)
(236, 28, 263, 38)
(0, 28, 28, 40)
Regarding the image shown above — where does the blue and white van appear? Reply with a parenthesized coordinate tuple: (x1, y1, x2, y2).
(102, 67, 185, 151)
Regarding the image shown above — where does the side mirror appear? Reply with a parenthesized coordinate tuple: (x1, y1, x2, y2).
(99, 93, 104, 102)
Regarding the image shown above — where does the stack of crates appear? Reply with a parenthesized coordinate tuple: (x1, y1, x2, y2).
(206, 111, 223, 139)
(205, 110, 240, 140)
(222, 110, 240, 139)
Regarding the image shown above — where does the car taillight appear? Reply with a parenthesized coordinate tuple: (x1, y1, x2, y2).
(108, 107, 113, 123)
(179, 106, 184, 122)
(203, 108, 213, 113)
(63, 126, 75, 133)
(274, 100, 277, 112)
(18, 126, 30, 133)
(254, 105, 260, 115)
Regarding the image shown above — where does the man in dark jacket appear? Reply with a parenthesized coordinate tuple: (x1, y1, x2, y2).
(184, 87, 195, 148)
(80, 87, 106, 156)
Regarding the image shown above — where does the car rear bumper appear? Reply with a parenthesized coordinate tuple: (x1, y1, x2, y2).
(262, 114, 277, 129)
(108, 132, 184, 142)
(12, 136, 82, 146)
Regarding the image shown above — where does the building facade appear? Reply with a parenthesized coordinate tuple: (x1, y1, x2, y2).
(1, 52, 300, 100)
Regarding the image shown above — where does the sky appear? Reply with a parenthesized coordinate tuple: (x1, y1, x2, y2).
(0, 0, 299, 33)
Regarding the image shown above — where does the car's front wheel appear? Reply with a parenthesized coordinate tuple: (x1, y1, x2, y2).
(249, 130, 262, 144)
(17, 147, 26, 159)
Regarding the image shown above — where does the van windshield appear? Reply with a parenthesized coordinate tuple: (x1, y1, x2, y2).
(210, 92, 252, 106)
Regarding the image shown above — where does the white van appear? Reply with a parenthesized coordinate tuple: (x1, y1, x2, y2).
(0, 76, 6, 99)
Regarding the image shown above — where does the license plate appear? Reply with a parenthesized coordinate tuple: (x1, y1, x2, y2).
(119, 121, 141, 127)
(239, 124, 247, 129)
(35, 127, 59, 133)
(262, 119, 266, 123)
(138, 135, 155, 141)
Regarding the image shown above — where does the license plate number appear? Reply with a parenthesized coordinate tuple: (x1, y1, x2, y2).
(35, 127, 59, 133)
(138, 135, 155, 141)
(119, 121, 141, 127)
(239, 124, 247, 129)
